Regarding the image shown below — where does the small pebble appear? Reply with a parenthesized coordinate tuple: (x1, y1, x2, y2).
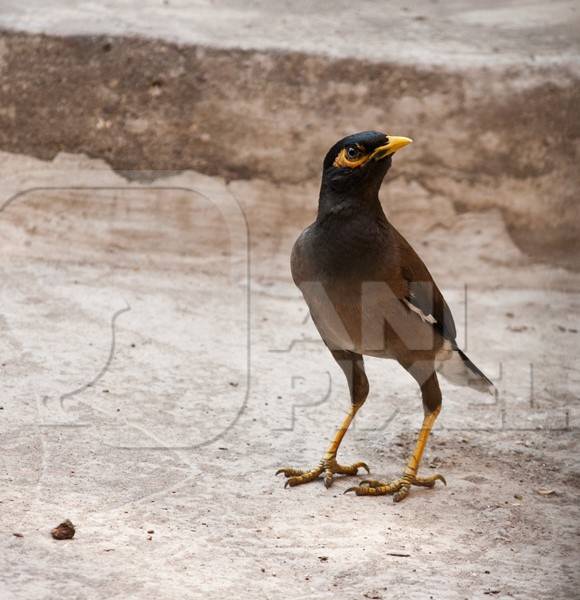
(51, 519, 75, 540)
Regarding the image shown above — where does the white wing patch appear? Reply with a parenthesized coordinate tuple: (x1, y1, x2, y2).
(402, 297, 456, 362)
(402, 298, 437, 325)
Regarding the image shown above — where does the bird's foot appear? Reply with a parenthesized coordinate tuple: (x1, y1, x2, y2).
(276, 455, 370, 489)
(345, 472, 446, 502)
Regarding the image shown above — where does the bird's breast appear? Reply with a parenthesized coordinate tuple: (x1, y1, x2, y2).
(303, 281, 399, 357)
(293, 218, 438, 357)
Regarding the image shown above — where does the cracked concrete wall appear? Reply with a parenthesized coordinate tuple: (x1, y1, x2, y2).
(0, 32, 578, 268)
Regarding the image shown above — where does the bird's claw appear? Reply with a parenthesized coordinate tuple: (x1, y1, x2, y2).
(345, 473, 446, 502)
(276, 457, 369, 489)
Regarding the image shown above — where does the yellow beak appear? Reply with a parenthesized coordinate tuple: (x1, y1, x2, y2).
(371, 136, 413, 160)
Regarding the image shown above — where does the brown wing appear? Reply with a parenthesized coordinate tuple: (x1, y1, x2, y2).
(392, 227, 457, 343)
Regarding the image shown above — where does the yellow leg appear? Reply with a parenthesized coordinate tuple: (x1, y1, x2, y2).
(346, 406, 446, 502)
(325, 402, 359, 457)
(403, 406, 440, 478)
(276, 403, 370, 488)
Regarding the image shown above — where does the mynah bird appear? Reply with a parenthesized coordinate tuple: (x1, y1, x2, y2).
(277, 131, 494, 502)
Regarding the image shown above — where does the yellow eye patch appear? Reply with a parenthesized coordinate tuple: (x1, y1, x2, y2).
(331, 135, 412, 170)
(333, 145, 370, 169)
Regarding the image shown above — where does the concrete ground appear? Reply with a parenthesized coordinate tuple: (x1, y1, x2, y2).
(0, 2, 579, 600)
(1, 0, 579, 68)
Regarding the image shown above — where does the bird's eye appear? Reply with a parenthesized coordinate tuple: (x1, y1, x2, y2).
(346, 146, 360, 160)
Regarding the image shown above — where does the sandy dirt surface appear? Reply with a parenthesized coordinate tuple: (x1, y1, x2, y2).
(0, 151, 578, 600)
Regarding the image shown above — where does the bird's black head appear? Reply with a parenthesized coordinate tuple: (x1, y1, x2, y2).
(319, 131, 412, 215)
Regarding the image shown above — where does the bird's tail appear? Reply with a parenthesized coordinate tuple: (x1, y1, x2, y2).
(436, 347, 495, 395)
